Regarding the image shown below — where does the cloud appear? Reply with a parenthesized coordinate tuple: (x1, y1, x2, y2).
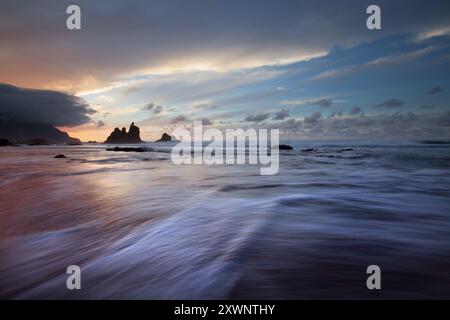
(349, 106, 362, 115)
(143, 103, 155, 111)
(199, 118, 213, 125)
(313, 47, 435, 81)
(417, 26, 450, 41)
(143, 102, 164, 114)
(193, 104, 218, 110)
(2, 0, 449, 92)
(310, 98, 333, 107)
(330, 110, 343, 117)
(376, 99, 404, 108)
(312, 67, 355, 80)
(427, 86, 444, 95)
(304, 111, 322, 124)
(244, 113, 270, 123)
(273, 109, 289, 120)
(171, 115, 188, 124)
(0, 83, 95, 126)
(153, 105, 163, 114)
(364, 47, 434, 68)
(281, 97, 333, 107)
(96, 120, 105, 128)
(272, 111, 450, 140)
(123, 84, 142, 95)
(420, 105, 436, 109)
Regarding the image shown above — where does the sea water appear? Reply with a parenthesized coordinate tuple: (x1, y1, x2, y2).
(0, 141, 449, 298)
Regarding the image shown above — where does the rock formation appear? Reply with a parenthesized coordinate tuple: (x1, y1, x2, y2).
(106, 147, 145, 152)
(66, 137, 82, 145)
(155, 133, 172, 142)
(105, 122, 143, 143)
(0, 139, 13, 146)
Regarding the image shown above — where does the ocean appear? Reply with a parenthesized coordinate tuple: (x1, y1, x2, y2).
(1, 141, 450, 299)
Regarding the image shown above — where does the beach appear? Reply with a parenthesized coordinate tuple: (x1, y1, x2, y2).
(1, 141, 450, 299)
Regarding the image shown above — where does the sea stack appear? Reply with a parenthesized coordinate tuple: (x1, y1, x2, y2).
(105, 122, 143, 143)
(155, 133, 172, 142)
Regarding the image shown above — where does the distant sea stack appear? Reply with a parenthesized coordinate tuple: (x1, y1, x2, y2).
(155, 133, 172, 142)
(105, 122, 143, 143)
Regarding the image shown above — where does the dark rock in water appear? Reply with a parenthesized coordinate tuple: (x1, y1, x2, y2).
(105, 122, 143, 143)
(419, 140, 450, 145)
(27, 139, 50, 146)
(107, 147, 145, 152)
(0, 138, 14, 146)
(87, 141, 98, 144)
(302, 148, 315, 152)
(54, 154, 67, 158)
(155, 133, 172, 142)
(278, 144, 293, 150)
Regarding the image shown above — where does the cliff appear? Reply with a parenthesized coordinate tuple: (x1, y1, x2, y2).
(0, 119, 78, 143)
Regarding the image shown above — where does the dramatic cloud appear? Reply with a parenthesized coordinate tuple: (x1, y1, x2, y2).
(427, 86, 444, 95)
(244, 113, 271, 123)
(376, 99, 404, 108)
(350, 106, 362, 115)
(2, 0, 449, 91)
(0, 83, 95, 126)
(274, 109, 289, 120)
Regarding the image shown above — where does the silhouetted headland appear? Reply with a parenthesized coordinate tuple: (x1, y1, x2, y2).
(0, 138, 14, 146)
(0, 119, 80, 144)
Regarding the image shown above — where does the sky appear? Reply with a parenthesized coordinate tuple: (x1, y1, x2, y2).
(0, 0, 450, 141)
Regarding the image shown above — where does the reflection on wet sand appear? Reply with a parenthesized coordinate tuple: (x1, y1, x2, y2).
(1, 142, 450, 298)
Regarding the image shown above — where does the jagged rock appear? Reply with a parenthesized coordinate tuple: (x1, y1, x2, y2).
(105, 122, 143, 143)
(106, 147, 145, 152)
(0, 138, 13, 146)
(54, 154, 67, 158)
(278, 144, 293, 150)
(155, 133, 172, 142)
